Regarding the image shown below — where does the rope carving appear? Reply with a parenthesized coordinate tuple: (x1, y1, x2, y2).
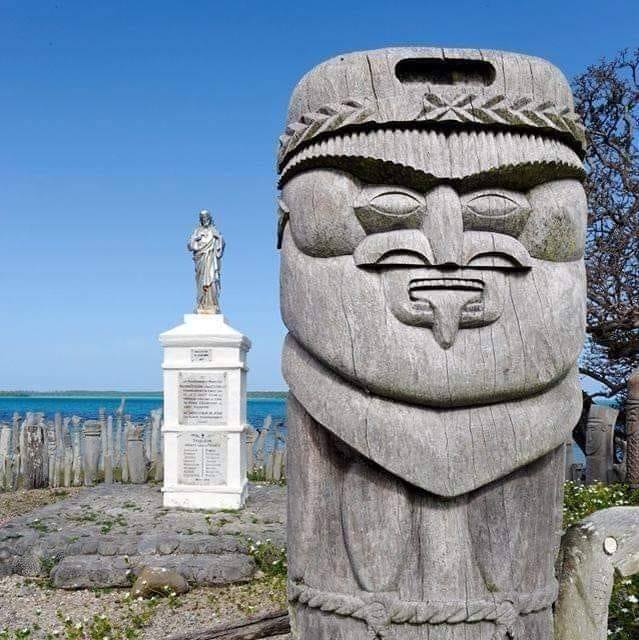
(289, 581, 558, 640)
(277, 93, 585, 169)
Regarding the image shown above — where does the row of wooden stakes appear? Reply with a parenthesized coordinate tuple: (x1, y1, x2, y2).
(0, 408, 287, 491)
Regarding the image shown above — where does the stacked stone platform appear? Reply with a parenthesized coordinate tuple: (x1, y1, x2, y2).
(0, 483, 285, 589)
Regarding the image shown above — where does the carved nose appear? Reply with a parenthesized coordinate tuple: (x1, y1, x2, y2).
(421, 186, 463, 265)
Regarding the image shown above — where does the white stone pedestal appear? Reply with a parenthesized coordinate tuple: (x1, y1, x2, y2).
(159, 314, 251, 510)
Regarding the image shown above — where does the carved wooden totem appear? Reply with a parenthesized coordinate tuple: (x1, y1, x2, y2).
(625, 369, 639, 488)
(584, 404, 618, 484)
(277, 48, 587, 640)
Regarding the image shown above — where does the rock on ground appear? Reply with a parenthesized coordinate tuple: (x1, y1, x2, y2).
(131, 566, 189, 598)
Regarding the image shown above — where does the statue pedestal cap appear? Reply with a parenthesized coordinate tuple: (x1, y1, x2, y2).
(159, 313, 251, 510)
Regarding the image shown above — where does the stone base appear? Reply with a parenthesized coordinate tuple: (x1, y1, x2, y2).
(159, 313, 251, 512)
(0, 483, 285, 589)
(162, 481, 248, 510)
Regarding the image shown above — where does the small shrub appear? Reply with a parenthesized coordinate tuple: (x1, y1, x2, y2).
(246, 537, 287, 576)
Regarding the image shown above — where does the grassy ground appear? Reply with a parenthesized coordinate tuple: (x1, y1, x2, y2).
(0, 488, 80, 527)
(0, 574, 287, 640)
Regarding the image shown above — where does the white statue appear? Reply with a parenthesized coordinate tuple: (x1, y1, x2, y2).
(187, 210, 225, 313)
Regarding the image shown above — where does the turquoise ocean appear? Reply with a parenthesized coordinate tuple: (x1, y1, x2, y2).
(0, 395, 287, 431)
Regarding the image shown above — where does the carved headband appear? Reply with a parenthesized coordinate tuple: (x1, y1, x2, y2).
(278, 48, 586, 179)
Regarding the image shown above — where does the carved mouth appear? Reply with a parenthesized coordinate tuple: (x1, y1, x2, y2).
(381, 267, 507, 350)
(409, 277, 484, 301)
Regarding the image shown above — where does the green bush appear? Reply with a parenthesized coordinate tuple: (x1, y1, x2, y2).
(563, 481, 639, 527)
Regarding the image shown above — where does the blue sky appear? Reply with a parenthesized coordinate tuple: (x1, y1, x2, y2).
(0, 0, 636, 391)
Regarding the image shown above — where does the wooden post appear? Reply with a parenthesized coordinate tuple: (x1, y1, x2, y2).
(23, 415, 47, 490)
(585, 404, 619, 484)
(46, 424, 56, 488)
(63, 421, 73, 488)
(277, 47, 588, 639)
(127, 424, 147, 484)
(82, 420, 102, 486)
(114, 400, 124, 469)
(98, 408, 107, 473)
(625, 369, 639, 488)
(245, 426, 257, 476)
(19, 413, 29, 477)
(71, 420, 82, 486)
(54, 412, 64, 487)
(0, 423, 12, 491)
(121, 417, 132, 483)
(143, 417, 152, 463)
(150, 408, 161, 465)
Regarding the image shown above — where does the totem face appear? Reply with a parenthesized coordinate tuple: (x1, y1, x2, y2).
(278, 49, 587, 407)
(280, 170, 586, 407)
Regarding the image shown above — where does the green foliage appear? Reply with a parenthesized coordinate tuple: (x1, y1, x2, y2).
(247, 466, 268, 482)
(0, 627, 33, 639)
(27, 519, 48, 534)
(206, 575, 287, 616)
(563, 481, 639, 640)
(247, 466, 286, 486)
(609, 576, 639, 640)
(39, 555, 59, 589)
(65, 507, 128, 533)
(46, 600, 159, 640)
(563, 481, 639, 527)
(246, 537, 287, 576)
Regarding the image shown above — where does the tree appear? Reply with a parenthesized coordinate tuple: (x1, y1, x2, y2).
(572, 49, 639, 449)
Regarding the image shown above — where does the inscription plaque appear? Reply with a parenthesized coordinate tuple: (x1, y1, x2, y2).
(191, 348, 213, 363)
(178, 432, 227, 485)
(179, 372, 226, 425)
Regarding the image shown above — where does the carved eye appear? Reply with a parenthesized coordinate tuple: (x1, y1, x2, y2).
(369, 192, 423, 217)
(461, 189, 531, 236)
(466, 254, 521, 268)
(466, 193, 526, 218)
(355, 186, 425, 234)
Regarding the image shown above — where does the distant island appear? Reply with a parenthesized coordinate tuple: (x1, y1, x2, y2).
(0, 390, 288, 399)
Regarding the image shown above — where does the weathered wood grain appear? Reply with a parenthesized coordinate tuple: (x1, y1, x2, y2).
(585, 404, 619, 484)
(555, 507, 639, 640)
(165, 610, 290, 640)
(278, 47, 587, 639)
(625, 369, 639, 488)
